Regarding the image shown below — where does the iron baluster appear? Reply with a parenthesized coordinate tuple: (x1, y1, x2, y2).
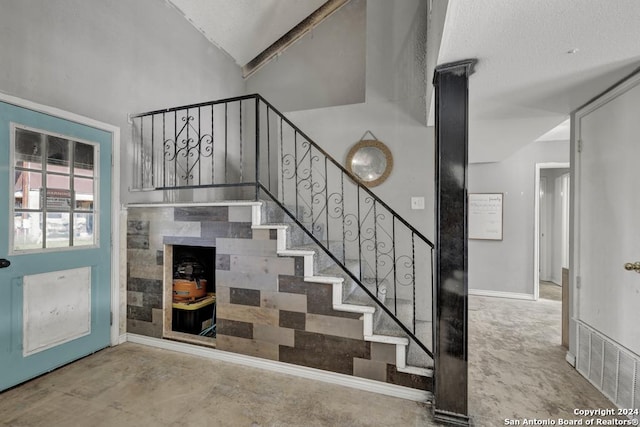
(280, 116, 284, 203)
(294, 131, 298, 219)
(412, 232, 416, 333)
(174, 111, 177, 187)
(309, 143, 314, 237)
(140, 115, 144, 188)
(357, 186, 362, 282)
(374, 200, 379, 296)
(266, 103, 271, 192)
(186, 108, 190, 186)
(393, 217, 397, 316)
(324, 157, 329, 249)
(211, 105, 216, 184)
(197, 108, 201, 186)
(341, 171, 345, 264)
(239, 100, 243, 182)
(162, 113, 166, 188)
(151, 115, 155, 188)
(255, 98, 260, 200)
(224, 103, 228, 183)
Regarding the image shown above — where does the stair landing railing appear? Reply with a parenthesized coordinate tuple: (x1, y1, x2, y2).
(130, 94, 435, 360)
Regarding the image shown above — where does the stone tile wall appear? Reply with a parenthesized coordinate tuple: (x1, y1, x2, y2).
(126, 204, 430, 391)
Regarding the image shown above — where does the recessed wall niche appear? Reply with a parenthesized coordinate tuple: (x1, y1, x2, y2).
(164, 244, 216, 346)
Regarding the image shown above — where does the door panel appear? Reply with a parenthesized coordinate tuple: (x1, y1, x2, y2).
(0, 101, 112, 391)
(578, 83, 640, 356)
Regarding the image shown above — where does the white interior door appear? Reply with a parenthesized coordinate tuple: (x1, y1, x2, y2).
(577, 79, 640, 356)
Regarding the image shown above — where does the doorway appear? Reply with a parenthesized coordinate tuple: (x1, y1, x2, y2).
(534, 162, 570, 345)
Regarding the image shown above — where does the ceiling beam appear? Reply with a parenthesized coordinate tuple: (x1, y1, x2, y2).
(242, 0, 351, 79)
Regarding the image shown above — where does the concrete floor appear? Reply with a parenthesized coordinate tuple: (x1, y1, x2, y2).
(0, 296, 630, 427)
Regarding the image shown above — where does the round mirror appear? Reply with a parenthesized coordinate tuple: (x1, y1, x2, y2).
(346, 139, 393, 187)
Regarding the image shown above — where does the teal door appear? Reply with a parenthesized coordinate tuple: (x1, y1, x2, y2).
(0, 101, 112, 391)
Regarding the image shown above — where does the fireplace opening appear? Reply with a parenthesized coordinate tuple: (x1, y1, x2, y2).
(167, 245, 216, 343)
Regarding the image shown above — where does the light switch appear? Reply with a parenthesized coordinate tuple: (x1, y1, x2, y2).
(411, 197, 425, 210)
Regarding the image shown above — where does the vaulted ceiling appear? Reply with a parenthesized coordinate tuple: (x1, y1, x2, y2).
(167, 0, 640, 163)
(167, 0, 325, 66)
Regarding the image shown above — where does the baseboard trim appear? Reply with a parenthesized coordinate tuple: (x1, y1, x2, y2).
(469, 289, 535, 301)
(126, 334, 432, 403)
(565, 351, 576, 367)
(118, 334, 127, 345)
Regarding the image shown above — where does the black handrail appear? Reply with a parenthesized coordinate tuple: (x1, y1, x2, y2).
(130, 94, 258, 118)
(130, 93, 435, 362)
(260, 184, 433, 359)
(255, 94, 434, 248)
(131, 94, 434, 248)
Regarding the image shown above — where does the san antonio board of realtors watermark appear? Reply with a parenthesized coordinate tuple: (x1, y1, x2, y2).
(504, 408, 639, 425)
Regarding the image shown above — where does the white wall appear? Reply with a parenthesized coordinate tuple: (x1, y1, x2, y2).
(280, 0, 432, 237)
(286, 100, 434, 237)
(425, 0, 449, 124)
(469, 140, 569, 296)
(0, 0, 245, 204)
(246, 0, 366, 112)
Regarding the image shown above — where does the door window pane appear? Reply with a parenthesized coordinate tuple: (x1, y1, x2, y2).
(74, 213, 94, 247)
(45, 213, 70, 248)
(47, 136, 70, 174)
(14, 171, 42, 210)
(15, 128, 43, 170)
(74, 177, 94, 210)
(74, 142, 94, 176)
(13, 212, 42, 251)
(12, 125, 99, 252)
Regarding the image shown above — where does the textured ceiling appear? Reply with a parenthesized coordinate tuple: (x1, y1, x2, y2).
(168, 0, 325, 65)
(167, 0, 640, 163)
(438, 0, 640, 162)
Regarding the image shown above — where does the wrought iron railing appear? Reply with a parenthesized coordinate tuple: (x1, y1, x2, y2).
(131, 94, 435, 360)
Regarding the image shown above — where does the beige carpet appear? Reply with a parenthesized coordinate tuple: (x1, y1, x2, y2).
(0, 296, 631, 426)
(539, 280, 562, 301)
(469, 296, 626, 426)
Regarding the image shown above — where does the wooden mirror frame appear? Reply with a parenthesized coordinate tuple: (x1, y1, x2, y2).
(345, 139, 393, 187)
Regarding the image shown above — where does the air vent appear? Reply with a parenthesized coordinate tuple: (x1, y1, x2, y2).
(602, 341, 618, 400)
(577, 323, 590, 375)
(635, 361, 640, 412)
(576, 322, 638, 411)
(618, 352, 634, 408)
(589, 334, 604, 385)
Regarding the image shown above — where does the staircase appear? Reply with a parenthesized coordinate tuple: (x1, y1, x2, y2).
(130, 93, 435, 377)
(253, 201, 432, 374)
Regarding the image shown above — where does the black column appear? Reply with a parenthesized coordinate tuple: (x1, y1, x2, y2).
(432, 59, 476, 426)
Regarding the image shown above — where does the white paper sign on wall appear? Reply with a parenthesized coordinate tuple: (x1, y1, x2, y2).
(469, 193, 503, 240)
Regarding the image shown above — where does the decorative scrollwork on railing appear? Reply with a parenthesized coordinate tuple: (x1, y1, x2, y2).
(130, 94, 434, 359)
(162, 116, 215, 183)
(394, 254, 415, 287)
(344, 213, 359, 243)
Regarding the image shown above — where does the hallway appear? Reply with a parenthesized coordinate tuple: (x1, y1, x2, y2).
(0, 296, 626, 426)
(469, 296, 624, 425)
